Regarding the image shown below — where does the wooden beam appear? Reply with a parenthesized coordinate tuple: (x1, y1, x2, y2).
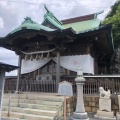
(22, 41, 57, 47)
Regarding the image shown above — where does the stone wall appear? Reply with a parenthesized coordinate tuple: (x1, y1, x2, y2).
(66, 95, 119, 116)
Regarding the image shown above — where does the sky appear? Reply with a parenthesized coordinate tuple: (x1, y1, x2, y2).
(0, 0, 116, 76)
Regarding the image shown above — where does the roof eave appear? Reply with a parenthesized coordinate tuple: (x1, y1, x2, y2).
(0, 62, 19, 72)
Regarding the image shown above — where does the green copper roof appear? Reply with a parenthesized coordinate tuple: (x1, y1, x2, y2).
(42, 5, 64, 30)
(63, 19, 101, 32)
(44, 15, 65, 29)
(11, 17, 54, 34)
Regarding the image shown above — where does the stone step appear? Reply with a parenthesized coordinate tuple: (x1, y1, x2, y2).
(2, 102, 63, 111)
(3, 98, 63, 106)
(2, 111, 55, 120)
(3, 93, 64, 102)
(2, 93, 64, 120)
(2, 117, 27, 120)
(2, 107, 58, 117)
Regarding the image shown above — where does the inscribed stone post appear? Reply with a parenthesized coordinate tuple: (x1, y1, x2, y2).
(58, 81, 73, 120)
(58, 81, 73, 96)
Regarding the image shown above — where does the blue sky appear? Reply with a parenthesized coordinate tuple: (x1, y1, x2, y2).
(0, 0, 116, 76)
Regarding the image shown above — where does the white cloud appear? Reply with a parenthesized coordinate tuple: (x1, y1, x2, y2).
(0, 17, 4, 28)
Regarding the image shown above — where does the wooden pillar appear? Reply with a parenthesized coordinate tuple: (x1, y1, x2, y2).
(0, 69, 5, 120)
(56, 51, 60, 92)
(16, 55, 22, 92)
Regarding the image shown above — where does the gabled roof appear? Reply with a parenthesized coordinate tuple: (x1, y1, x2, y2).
(63, 19, 101, 32)
(61, 14, 95, 24)
(42, 6, 103, 32)
(61, 11, 103, 32)
(11, 17, 54, 34)
(42, 5, 64, 30)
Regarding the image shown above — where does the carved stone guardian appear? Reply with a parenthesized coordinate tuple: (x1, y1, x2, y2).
(94, 87, 116, 120)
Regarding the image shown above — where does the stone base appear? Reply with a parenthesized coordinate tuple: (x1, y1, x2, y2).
(94, 115, 116, 120)
(99, 98, 111, 112)
(94, 110, 116, 120)
(116, 112, 120, 120)
(72, 112, 89, 120)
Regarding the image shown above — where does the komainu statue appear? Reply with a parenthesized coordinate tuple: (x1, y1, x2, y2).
(99, 87, 111, 99)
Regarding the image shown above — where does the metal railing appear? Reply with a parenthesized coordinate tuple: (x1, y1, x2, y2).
(4, 75, 120, 95)
(62, 75, 120, 95)
(7, 87, 25, 117)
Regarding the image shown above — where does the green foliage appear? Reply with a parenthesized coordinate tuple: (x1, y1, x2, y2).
(106, 1, 120, 17)
(104, 2, 120, 47)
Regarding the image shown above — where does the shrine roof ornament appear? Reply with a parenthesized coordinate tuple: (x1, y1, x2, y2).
(10, 16, 54, 34)
(42, 5, 65, 30)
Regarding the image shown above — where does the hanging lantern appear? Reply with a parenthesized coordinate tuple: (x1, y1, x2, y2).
(25, 55, 28, 61)
(30, 55, 33, 61)
(40, 53, 43, 60)
(46, 52, 50, 59)
(35, 54, 39, 60)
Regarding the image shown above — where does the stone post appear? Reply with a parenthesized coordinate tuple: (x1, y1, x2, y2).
(0, 69, 5, 120)
(56, 51, 60, 92)
(16, 55, 22, 92)
(72, 67, 89, 120)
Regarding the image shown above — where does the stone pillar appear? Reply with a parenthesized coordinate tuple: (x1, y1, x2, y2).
(72, 67, 89, 120)
(0, 69, 5, 120)
(56, 51, 60, 92)
(16, 55, 22, 92)
(117, 95, 120, 119)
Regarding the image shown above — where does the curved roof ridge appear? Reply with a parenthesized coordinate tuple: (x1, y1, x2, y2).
(44, 5, 63, 25)
(42, 5, 64, 30)
(10, 17, 54, 34)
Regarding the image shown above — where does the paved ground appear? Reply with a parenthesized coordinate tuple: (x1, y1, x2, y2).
(66, 113, 97, 120)
(1, 113, 97, 120)
(88, 113, 97, 120)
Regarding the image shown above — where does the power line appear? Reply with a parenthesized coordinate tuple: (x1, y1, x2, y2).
(0, 0, 38, 5)
(0, 0, 115, 9)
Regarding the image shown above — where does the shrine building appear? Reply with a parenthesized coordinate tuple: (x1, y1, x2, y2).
(0, 5, 115, 93)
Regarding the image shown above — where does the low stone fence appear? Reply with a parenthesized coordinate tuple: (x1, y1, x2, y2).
(66, 95, 119, 116)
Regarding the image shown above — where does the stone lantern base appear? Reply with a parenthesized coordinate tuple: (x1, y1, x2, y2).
(72, 112, 89, 120)
(117, 112, 120, 120)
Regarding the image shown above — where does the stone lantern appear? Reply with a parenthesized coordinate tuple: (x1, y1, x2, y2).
(72, 67, 89, 120)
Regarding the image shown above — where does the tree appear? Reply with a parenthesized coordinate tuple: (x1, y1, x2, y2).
(104, 1, 120, 47)
(103, 1, 120, 74)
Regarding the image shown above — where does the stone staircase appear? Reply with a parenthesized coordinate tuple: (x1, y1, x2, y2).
(1, 93, 64, 120)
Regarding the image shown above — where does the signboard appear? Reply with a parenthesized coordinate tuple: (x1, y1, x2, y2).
(58, 81, 73, 96)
